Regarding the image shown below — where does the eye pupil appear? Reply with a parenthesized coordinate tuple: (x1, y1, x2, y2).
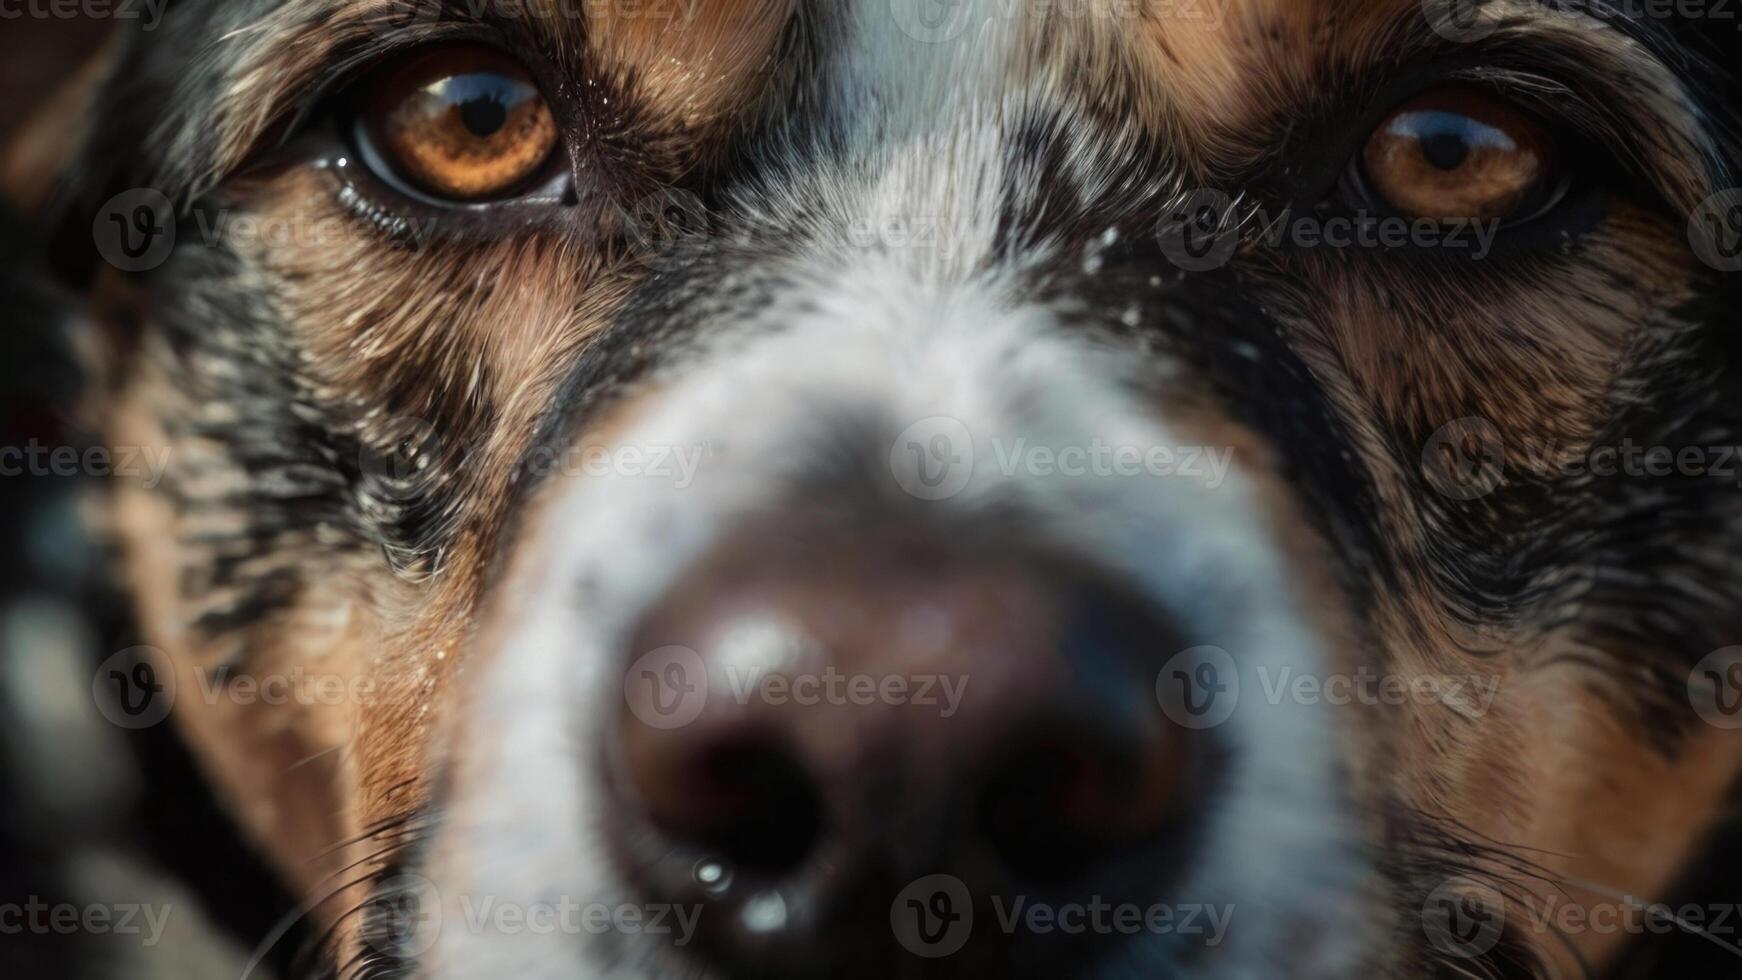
(459, 96, 509, 139)
(1419, 129, 1470, 172)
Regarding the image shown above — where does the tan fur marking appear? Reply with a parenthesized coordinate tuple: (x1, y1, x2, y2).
(582, 0, 794, 133)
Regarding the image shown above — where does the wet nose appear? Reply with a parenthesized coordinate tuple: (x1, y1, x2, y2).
(609, 526, 1202, 966)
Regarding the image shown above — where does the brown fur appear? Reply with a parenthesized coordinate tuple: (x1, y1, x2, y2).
(13, 0, 1742, 973)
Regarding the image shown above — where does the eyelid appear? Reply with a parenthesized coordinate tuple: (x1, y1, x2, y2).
(270, 33, 469, 151)
(1434, 58, 1713, 214)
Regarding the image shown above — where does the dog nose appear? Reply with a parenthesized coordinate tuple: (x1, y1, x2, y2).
(609, 526, 1201, 964)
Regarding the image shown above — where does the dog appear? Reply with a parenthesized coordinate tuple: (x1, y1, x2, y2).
(8, 0, 1742, 977)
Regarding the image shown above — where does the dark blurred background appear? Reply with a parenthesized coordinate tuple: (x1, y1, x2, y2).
(0, 16, 108, 142)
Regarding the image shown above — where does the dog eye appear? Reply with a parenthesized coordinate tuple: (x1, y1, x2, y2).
(1359, 87, 1558, 223)
(357, 45, 559, 202)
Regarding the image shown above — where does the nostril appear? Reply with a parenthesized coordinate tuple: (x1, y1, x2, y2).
(974, 587, 1198, 885)
(978, 723, 1190, 885)
(646, 735, 827, 877)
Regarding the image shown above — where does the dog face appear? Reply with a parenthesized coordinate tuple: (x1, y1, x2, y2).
(24, 0, 1742, 976)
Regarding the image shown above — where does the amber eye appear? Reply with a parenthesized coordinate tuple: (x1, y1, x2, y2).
(360, 45, 559, 202)
(1361, 87, 1557, 223)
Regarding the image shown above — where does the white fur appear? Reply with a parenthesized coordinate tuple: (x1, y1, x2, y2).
(422, 277, 1364, 977)
(417, 4, 1367, 977)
